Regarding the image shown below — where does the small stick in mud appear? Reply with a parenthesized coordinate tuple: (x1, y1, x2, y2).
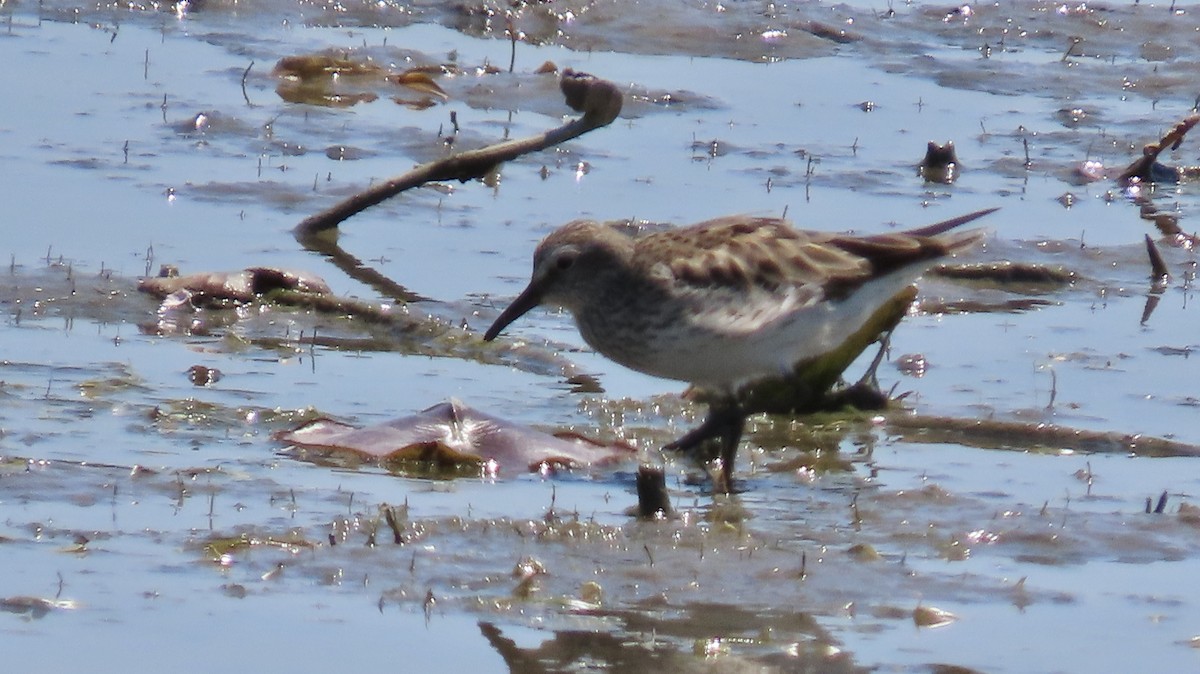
(635, 465, 673, 520)
(293, 69, 623, 238)
(506, 14, 518, 73)
(1145, 490, 1168, 514)
(1144, 234, 1170, 280)
(383, 504, 405, 544)
(1141, 235, 1170, 324)
(241, 61, 254, 106)
(1060, 36, 1082, 62)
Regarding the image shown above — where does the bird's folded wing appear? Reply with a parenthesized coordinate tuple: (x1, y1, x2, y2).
(637, 216, 873, 291)
(635, 217, 877, 336)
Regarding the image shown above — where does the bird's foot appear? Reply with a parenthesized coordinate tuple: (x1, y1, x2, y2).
(665, 404, 746, 493)
(822, 330, 902, 411)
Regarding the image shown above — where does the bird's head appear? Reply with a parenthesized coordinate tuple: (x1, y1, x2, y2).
(483, 221, 632, 341)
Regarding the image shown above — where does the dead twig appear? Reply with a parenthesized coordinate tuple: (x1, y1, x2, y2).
(241, 61, 254, 106)
(1117, 112, 1200, 185)
(294, 69, 622, 239)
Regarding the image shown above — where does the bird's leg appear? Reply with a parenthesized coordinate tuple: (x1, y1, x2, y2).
(715, 411, 746, 493)
(858, 329, 892, 392)
(664, 400, 746, 492)
(663, 402, 742, 453)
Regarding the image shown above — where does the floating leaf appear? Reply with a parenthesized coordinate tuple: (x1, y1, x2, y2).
(913, 604, 958, 628)
(389, 70, 448, 100)
(580, 581, 603, 606)
(393, 96, 440, 111)
(273, 54, 383, 81)
(200, 533, 315, 562)
(847, 543, 881, 562)
(276, 85, 379, 108)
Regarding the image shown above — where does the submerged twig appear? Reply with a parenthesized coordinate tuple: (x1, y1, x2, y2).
(889, 414, 1200, 458)
(1060, 36, 1082, 62)
(1141, 235, 1170, 325)
(506, 14, 518, 74)
(1139, 293, 1161, 325)
(294, 69, 622, 238)
(931, 261, 1078, 288)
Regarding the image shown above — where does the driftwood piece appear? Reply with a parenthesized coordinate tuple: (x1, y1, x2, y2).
(888, 414, 1200, 458)
(294, 69, 623, 238)
(138, 267, 332, 304)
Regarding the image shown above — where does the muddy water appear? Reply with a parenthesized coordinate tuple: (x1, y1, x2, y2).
(2, 2, 1200, 672)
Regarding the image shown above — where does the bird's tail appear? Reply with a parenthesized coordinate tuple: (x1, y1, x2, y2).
(907, 207, 997, 236)
(906, 207, 997, 254)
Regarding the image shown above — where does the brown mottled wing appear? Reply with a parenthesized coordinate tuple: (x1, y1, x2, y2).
(632, 212, 988, 336)
(636, 216, 873, 292)
(632, 216, 874, 335)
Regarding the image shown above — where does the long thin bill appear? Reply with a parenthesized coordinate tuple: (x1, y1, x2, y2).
(482, 281, 545, 341)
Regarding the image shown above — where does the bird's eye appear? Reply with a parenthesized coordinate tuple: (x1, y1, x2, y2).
(555, 252, 576, 271)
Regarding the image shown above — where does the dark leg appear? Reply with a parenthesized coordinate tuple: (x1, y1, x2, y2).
(716, 412, 746, 493)
(859, 330, 891, 391)
(664, 402, 746, 492)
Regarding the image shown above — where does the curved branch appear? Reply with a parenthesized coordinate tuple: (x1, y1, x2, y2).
(294, 69, 623, 240)
(1118, 112, 1199, 185)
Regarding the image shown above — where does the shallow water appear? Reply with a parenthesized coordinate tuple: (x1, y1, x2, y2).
(2, 1, 1200, 672)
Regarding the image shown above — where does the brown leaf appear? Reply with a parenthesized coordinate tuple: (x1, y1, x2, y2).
(393, 96, 440, 111)
(273, 54, 382, 81)
(913, 604, 958, 628)
(389, 70, 448, 100)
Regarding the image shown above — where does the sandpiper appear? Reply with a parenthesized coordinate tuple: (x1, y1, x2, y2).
(484, 208, 996, 489)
